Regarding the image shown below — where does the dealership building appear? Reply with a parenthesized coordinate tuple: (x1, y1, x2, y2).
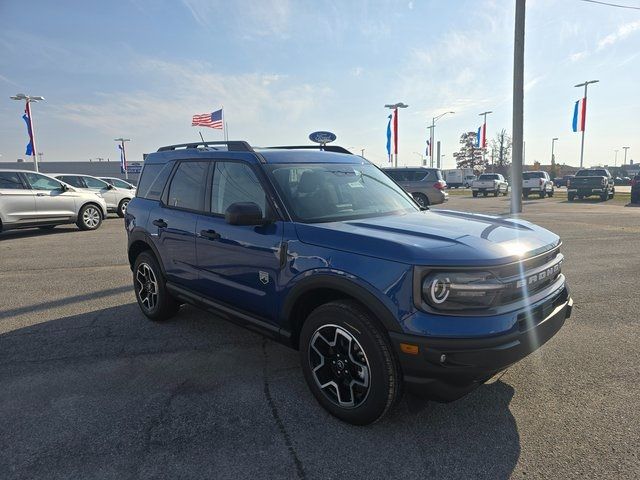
(0, 159, 143, 184)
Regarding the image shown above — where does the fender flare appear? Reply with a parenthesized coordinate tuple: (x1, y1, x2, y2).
(127, 229, 167, 275)
(280, 273, 403, 334)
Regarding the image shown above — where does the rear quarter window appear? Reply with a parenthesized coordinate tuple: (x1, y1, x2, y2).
(137, 163, 174, 200)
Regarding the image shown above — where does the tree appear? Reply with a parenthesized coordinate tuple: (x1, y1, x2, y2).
(489, 129, 512, 176)
(454, 131, 487, 173)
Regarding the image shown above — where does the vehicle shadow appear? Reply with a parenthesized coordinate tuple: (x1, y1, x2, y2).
(0, 225, 79, 240)
(0, 303, 520, 480)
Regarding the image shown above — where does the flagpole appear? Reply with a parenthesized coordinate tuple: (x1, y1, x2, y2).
(221, 105, 226, 141)
(575, 80, 599, 169)
(25, 100, 39, 172)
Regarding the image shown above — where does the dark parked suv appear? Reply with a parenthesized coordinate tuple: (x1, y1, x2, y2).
(125, 141, 572, 425)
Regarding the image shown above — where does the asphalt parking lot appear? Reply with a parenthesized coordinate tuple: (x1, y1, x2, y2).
(1, 196, 639, 480)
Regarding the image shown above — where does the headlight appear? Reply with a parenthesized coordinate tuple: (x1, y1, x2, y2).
(421, 271, 505, 311)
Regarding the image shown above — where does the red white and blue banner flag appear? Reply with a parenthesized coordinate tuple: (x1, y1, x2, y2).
(426, 139, 431, 157)
(118, 144, 127, 174)
(572, 97, 586, 132)
(475, 123, 486, 148)
(22, 107, 34, 156)
(386, 114, 392, 163)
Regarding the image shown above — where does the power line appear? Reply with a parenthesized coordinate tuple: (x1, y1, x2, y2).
(578, 0, 640, 10)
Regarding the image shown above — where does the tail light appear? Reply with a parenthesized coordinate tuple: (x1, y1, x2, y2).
(540, 178, 544, 186)
(434, 181, 446, 190)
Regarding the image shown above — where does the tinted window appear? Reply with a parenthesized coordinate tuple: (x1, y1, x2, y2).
(24, 172, 63, 191)
(383, 170, 403, 181)
(82, 176, 109, 188)
(0, 172, 24, 189)
(137, 163, 173, 200)
(167, 161, 208, 210)
(479, 174, 499, 180)
(523, 172, 545, 179)
(58, 175, 85, 188)
(111, 179, 133, 189)
(211, 162, 266, 215)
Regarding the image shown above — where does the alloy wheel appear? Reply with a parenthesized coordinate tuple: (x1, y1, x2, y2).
(136, 262, 159, 311)
(83, 207, 100, 228)
(308, 324, 371, 408)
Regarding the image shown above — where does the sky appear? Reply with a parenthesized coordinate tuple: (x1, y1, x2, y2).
(0, 0, 638, 169)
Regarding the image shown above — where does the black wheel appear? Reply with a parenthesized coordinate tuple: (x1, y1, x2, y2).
(609, 189, 615, 199)
(299, 300, 402, 425)
(483, 192, 488, 197)
(539, 190, 546, 199)
(568, 193, 575, 202)
(503, 187, 509, 196)
(133, 251, 179, 321)
(76, 203, 103, 230)
(548, 189, 554, 197)
(412, 193, 429, 208)
(117, 198, 130, 218)
(493, 189, 499, 197)
(600, 192, 608, 201)
(472, 191, 478, 198)
(38, 225, 56, 230)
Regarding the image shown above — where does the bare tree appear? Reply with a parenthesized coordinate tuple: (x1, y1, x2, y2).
(489, 129, 512, 176)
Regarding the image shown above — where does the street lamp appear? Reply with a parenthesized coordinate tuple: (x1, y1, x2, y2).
(574, 80, 599, 168)
(384, 102, 409, 167)
(10, 93, 45, 172)
(114, 138, 131, 180)
(622, 146, 630, 166)
(551, 137, 558, 165)
(429, 111, 454, 168)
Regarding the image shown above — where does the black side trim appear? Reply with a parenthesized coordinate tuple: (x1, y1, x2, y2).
(127, 230, 168, 275)
(280, 275, 403, 334)
(166, 282, 291, 344)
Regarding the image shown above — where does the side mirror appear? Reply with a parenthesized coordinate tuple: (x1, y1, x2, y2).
(107, 184, 115, 190)
(225, 202, 264, 226)
(60, 183, 69, 192)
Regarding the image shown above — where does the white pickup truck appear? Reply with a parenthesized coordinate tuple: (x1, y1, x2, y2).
(522, 171, 554, 199)
(471, 173, 509, 197)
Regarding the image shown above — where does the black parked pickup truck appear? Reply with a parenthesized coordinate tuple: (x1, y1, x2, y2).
(567, 168, 615, 201)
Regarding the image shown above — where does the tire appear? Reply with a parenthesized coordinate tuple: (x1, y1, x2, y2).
(609, 189, 615, 199)
(299, 300, 402, 426)
(493, 189, 499, 197)
(548, 189, 554, 198)
(133, 251, 179, 321)
(76, 203, 103, 231)
(117, 198, 130, 218)
(483, 192, 488, 197)
(568, 193, 575, 202)
(600, 192, 608, 201)
(472, 191, 478, 198)
(539, 190, 546, 199)
(412, 193, 429, 208)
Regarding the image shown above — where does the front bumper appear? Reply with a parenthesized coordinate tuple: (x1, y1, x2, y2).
(390, 287, 572, 402)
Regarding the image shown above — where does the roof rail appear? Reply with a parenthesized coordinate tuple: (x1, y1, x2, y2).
(157, 141, 254, 152)
(264, 145, 353, 155)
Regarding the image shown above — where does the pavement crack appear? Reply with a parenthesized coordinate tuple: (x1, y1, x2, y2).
(262, 338, 306, 480)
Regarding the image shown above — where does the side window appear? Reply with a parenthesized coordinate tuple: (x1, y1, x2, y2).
(0, 172, 25, 189)
(137, 163, 173, 200)
(166, 161, 208, 210)
(211, 162, 266, 216)
(59, 176, 85, 188)
(82, 176, 109, 189)
(23, 172, 63, 191)
(384, 170, 401, 181)
(112, 179, 132, 189)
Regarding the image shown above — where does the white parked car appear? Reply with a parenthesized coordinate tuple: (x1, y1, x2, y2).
(522, 171, 554, 198)
(471, 173, 509, 197)
(0, 170, 107, 232)
(52, 174, 134, 217)
(100, 177, 137, 191)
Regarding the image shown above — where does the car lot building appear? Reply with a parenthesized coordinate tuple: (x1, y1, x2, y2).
(0, 160, 142, 184)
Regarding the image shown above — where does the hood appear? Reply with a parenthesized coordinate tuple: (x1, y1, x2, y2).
(294, 210, 560, 267)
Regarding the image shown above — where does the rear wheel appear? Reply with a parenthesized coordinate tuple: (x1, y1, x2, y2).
(600, 192, 608, 201)
(117, 198, 130, 218)
(133, 251, 179, 321)
(299, 300, 401, 425)
(483, 192, 488, 197)
(548, 188, 554, 197)
(412, 193, 429, 208)
(76, 204, 102, 231)
(568, 193, 575, 202)
(493, 189, 499, 197)
(539, 190, 546, 199)
(472, 191, 478, 198)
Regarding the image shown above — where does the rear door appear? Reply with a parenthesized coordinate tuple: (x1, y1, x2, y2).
(194, 160, 284, 322)
(149, 160, 208, 290)
(22, 172, 77, 221)
(0, 171, 36, 225)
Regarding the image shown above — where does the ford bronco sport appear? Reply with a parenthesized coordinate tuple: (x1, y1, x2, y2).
(125, 141, 572, 425)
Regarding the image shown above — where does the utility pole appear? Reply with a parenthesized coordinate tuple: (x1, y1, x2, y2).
(622, 146, 630, 166)
(511, 0, 525, 214)
(10, 93, 45, 172)
(574, 80, 599, 168)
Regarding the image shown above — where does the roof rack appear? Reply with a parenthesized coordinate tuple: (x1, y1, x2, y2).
(157, 141, 254, 152)
(264, 145, 353, 155)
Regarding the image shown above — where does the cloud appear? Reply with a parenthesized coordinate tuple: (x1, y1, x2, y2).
(569, 51, 588, 62)
(597, 20, 640, 50)
(408, 1, 414, 9)
(351, 66, 363, 77)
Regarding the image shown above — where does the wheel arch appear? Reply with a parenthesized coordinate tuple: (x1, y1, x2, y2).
(80, 200, 107, 219)
(127, 231, 167, 275)
(280, 274, 403, 349)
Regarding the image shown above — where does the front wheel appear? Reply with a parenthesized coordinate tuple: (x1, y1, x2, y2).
(568, 193, 575, 202)
(548, 189, 554, 197)
(133, 251, 179, 321)
(472, 191, 478, 198)
(412, 193, 429, 208)
(539, 190, 546, 199)
(493, 189, 499, 197)
(299, 301, 402, 425)
(117, 198, 130, 218)
(76, 204, 103, 231)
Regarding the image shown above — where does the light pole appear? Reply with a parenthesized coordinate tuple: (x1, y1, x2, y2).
(574, 80, 599, 168)
(511, 0, 525, 214)
(551, 137, 558, 165)
(10, 93, 45, 172)
(384, 102, 408, 167)
(114, 138, 131, 180)
(622, 146, 630, 166)
(430, 111, 454, 168)
(614, 149, 618, 167)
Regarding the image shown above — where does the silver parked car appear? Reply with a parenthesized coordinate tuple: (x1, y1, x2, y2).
(0, 169, 108, 232)
(100, 177, 137, 191)
(52, 174, 134, 217)
(382, 167, 448, 207)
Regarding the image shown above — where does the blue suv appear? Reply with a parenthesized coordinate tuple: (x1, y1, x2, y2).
(125, 141, 572, 425)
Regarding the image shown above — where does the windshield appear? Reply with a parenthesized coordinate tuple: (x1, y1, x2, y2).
(523, 172, 544, 179)
(267, 163, 419, 222)
(576, 169, 607, 177)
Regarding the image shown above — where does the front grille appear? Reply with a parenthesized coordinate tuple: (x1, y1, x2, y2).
(517, 287, 568, 332)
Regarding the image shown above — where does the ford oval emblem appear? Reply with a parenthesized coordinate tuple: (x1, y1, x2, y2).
(309, 131, 337, 144)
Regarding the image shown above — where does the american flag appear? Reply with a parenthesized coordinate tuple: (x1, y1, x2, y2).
(192, 108, 223, 129)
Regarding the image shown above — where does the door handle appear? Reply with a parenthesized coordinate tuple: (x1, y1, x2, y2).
(200, 229, 221, 240)
(152, 219, 168, 228)
(36, 193, 47, 196)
